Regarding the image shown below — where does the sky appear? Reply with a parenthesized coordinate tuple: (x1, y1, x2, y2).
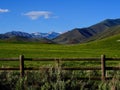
(0, 0, 120, 33)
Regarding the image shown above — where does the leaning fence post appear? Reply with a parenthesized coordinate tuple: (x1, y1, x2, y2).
(101, 55, 106, 81)
(19, 55, 24, 77)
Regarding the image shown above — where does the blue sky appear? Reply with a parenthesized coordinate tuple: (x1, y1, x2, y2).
(0, 0, 120, 33)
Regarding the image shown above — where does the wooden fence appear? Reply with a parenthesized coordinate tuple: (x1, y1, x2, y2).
(0, 55, 120, 81)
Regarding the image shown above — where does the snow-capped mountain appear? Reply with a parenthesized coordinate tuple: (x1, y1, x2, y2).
(2, 31, 61, 39)
(31, 32, 60, 39)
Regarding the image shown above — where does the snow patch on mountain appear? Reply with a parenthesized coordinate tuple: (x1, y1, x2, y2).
(2, 31, 61, 39)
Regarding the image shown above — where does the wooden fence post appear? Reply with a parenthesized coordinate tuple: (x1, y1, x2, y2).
(54, 59, 60, 68)
(101, 55, 106, 81)
(19, 55, 24, 77)
(57, 59, 60, 67)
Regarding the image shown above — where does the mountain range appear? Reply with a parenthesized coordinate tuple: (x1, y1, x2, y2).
(1, 18, 120, 44)
(2, 31, 61, 39)
(0, 31, 60, 43)
(53, 18, 120, 44)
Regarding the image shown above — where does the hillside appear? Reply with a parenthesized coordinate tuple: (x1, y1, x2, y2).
(53, 28, 96, 44)
(0, 36, 54, 44)
(81, 33, 120, 49)
(53, 18, 120, 44)
(86, 25, 120, 42)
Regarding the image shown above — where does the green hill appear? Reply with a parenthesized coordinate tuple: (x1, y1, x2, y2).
(81, 33, 120, 49)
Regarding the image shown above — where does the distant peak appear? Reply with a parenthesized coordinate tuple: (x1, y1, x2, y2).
(103, 18, 120, 22)
(3, 31, 61, 39)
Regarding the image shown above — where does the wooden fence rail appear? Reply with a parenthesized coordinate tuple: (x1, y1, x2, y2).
(0, 55, 120, 81)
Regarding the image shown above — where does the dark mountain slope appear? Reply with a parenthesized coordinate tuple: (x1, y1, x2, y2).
(53, 28, 96, 44)
(88, 25, 120, 41)
(90, 19, 120, 33)
(53, 18, 120, 44)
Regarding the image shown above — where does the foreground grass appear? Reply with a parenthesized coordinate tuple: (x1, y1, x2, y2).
(0, 67, 120, 90)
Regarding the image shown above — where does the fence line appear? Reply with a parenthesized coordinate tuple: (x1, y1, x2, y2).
(0, 55, 120, 81)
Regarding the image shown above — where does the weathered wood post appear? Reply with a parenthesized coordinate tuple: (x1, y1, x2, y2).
(55, 58, 60, 68)
(101, 55, 106, 81)
(19, 55, 24, 77)
(57, 59, 60, 67)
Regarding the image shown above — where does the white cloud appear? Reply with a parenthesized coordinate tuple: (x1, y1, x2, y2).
(0, 8, 9, 13)
(24, 11, 52, 20)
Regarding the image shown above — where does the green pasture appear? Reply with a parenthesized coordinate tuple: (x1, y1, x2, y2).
(0, 34, 120, 67)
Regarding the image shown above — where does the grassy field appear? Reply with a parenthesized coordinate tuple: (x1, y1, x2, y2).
(0, 35, 120, 90)
(0, 35, 120, 58)
(0, 34, 120, 67)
